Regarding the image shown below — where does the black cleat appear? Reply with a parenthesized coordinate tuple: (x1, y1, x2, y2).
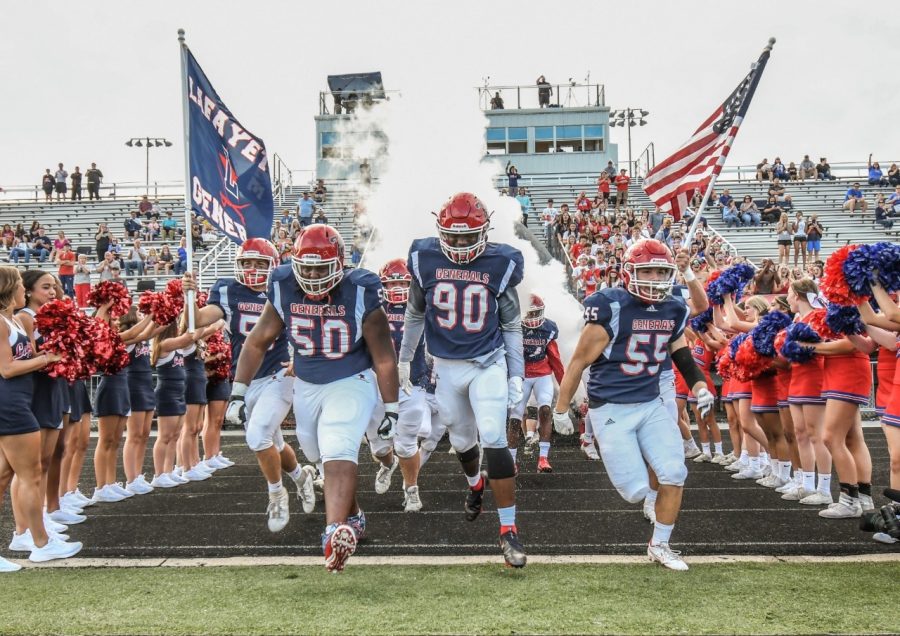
(499, 529, 527, 568)
(464, 471, 489, 521)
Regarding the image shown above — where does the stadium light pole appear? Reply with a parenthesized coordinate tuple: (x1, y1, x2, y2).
(125, 137, 173, 196)
(609, 109, 649, 176)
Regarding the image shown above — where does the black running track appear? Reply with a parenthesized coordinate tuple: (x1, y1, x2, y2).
(1, 430, 895, 558)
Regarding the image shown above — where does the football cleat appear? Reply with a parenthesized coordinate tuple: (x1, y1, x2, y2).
(294, 465, 317, 514)
(580, 435, 600, 461)
(323, 524, 357, 573)
(692, 453, 712, 464)
(402, 485, 423, 512)
(374, 456, 399, 495)
(499, 528, 527, 568)
(799, 491, 833, 506)
(818, 493, 862, 519)
(642, 497, 657, 524)
(683, 438, 702, 459)
(648, 542, 689, 571)
(537, 457, 553, 473)
(465, 471, 489, 522)
(347, 509, 367, 541)
(266, 487, 290, 533)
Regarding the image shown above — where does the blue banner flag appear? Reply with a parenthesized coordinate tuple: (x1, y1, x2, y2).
(185, 48, 273, 244)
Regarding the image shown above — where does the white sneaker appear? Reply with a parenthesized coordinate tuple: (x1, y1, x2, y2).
(182, 467, 212, 481)
(374, 456, 399, 495)
(48, 509, 86, 525)
(67, 489, 95, 508)
(859, 493, 875, 512)
(28, 536, 82, 563)
(692, 453, 712, 463)
(125, 477, 154, 495)
(819, 493, 862, 519)
(0, 555, 21, 572)
(150, 473, 179, 489)
(109, 482, 135, 498)
(403, 485, 423, 512)
(168, 471, 189, 485)
(205, 456, 229, 470)
(781, 486, 815, 501)
(799, 491, 833, 506)
(10, 529, 68, 552)
(60, 500, 84, 515)
(755, 474, 776, 487)
(92, 485, 126, 503)
(267, 487, 290, 533)
(873, 532, 899, 544)
(775, 476, 798, 494)
(293, 465, 316, 514)
(711, 453, 729, 465)
(648, 542, 689, 571)
(312, 469, 325, 493)
(216, 453, 235, 467)
(642, 497, 656, 524)
(769, 476, 789, 489)
(683, 439, 702, 459)
(732, 466, 765, 480)
(195, 461, 216, 474)
(42, 514, 67, 534)
(724, 460, 747, 473)
(720, 452, 736, 464)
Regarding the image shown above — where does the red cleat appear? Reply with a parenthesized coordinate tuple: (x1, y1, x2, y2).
(324, 524, 357, 572)
(537, 457, 553, 473)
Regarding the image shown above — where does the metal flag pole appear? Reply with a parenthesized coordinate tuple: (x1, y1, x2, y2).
(178, 28, 196, 331)
(683, 171, 721, 247)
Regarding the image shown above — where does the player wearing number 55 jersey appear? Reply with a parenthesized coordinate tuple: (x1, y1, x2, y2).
(400, 192, 527, 568)
(234, 225, 400, 572)
(554, 239, 714, 572)
(182, 238, 316, 536)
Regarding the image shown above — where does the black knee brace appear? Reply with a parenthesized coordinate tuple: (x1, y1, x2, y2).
(484, 447, 516, 480)
(456, 445, 480, 464)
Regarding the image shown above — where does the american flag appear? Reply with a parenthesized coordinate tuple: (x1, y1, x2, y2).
(642, 40, 775, 221)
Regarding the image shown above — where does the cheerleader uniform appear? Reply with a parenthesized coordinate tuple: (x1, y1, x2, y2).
(687, 339, 716, 404)
(750, 369, 779, 414)
(875, 346, 897, 417)
(95, 367, 131, 418)
(730, 377, 753, 402)
(788, 314, 826, 406)
(155, 348, 186, 417)
(776, 366, 792, 410)
(0, 315, 40, 436)
(182, 344, 208, 406)
(720, 377, 733, 404)
(68, 379, 92, 422)
(821, 346, 873, 405)
(207, 376, 231, 402)
(18, 307, 65, 430)
(127, 341, 156, 412)
(883, 338, 900, 429)
(673, 366, 689, 401)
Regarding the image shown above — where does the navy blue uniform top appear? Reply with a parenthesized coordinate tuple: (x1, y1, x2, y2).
(208, 278, 290, 380)
(523, 318, 559, 365)
(1, 315, 34, 392)
(268, 265, 384, 385)
(155, 348, 185, 380)
(385, 301, 427, 387)
(583, 287, 689, 404)
(659, 283, 691, 373)
(408, 238, 523, 360)
(127, 341, 152, 375)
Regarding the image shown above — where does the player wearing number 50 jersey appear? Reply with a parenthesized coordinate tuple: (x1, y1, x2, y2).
(400, 192, 527, 568)
(554, 239, 714, 572)
(182, 238, 316, 536)
(233, 225, 400, 572)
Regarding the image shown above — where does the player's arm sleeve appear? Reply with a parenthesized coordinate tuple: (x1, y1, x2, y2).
(498, 286, 525, 379)
(399, 277, 426, 364)
(546, 339, 565, 384)
(583, 292, 614, 340)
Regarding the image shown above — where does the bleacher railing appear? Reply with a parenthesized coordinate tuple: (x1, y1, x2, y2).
(0, 181, 185, 203)
(197, 235, 235, 290)
(478, 82, 605, 111)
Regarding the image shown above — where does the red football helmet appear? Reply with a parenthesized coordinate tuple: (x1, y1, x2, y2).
(379, 258, 411, 304)
(235, 238, 279, 288)
(523, 293, 545, 329)
(436, 192, 491, 264)
(621, 239, 676, 303)
(291, 224, 345, 300)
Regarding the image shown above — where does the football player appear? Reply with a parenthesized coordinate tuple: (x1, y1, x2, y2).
(508, 294, 565, 473)
(183, 238, 316, 533)
(399, 192, 527, 568)
(553, 239, 715, 571)
(231, 225, 399, 572)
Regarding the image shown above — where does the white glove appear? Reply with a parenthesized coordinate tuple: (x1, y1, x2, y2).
(695, 387, 715, 418)
(507, 376, 523, 410)
(378, 402, 399, 440)
(553, 408, 574, 435)
(398, 361, 412, 395)
(225, 382, 249, 428)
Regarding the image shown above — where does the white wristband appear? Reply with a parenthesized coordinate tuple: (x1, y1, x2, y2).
(384, 401, 399, 413)
(682, 267, 696, 282)
(231, 382, 248, 398)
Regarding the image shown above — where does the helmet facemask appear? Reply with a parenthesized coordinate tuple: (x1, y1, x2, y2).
(235, 256, 275, 288)
(437, 223, 488, 264)
(624, 262, 676, 303)
(291, 254, 343, 300)
(522, 306, 545, 329)
(384, 280, 410, 304)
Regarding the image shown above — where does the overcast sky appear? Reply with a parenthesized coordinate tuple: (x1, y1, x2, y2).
(2, 0, 898, 191)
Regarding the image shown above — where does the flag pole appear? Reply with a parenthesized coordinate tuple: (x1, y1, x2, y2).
(178, 28, 196, 332)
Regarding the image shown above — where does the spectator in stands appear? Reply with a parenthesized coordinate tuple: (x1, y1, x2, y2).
(888, 163, 900, 187)
(536, 76, 552, 108)
(158, 245, 174, 274)
(41, 169, 55, 202)
(143, 218, 160, 242)
(798, 155, 816, 181)
(874, 196, 894, 230)
(69, 166, 82, 201)
(95, 222, 111, 260)
(297, 191, 315, 227)
(124, 211, 143, 239)
(145, 248, 160, 275)
(86, 163, 103, 200)
(647, 208, 663, 236)
(54, 163, 68, 201)
(887, 186, 900, 215)
(843, 182, 868, 216)
(55, 245, 76, 298)
(602, 268, 622, 290)
(277, 209, 292, 226)
(9, 236, 32, 264)
(717, 189, 733, 209)
(791, 211, 808, 268)
(505, 161, 520, 197)
(772, 157, 789, 181)
(149, 199, 162, 219)
(597, 172, 611, 204)
(654, 217, 674, 245)
(689, 188, 702, 210)
(515, 188, 532, 225)
(805, 213, 824, 263)
(867, 154, 888, 186)
(95, 252, 119, 281)
(740, 195, 761, 226)
(756, 158, 772, 181)
(53, 230, 70, 254)
(27, 221, 40, 241)
(0, 225, 13, 250)
(575, 191, 591, 214)
(721, 199, 740, 228)
(614, 169, 630, 211)
(541, 198, 559, 245)
(289, 220, 302, 240)
(138, 195, 152, 217)
(490, 92, 504, 110)
(312, 208, 328, 225)
(107, 236, 124, 267)
(768, 178, 793, 206)
(175, 238, 188, 275)
(74, 254, 91, 307)
(13, 224, 25, 241)
(161, 212, 179, 241)
(761, 196, 782, 224)
(816, 157, 835, 180)
(787, 161, 798, 182)
(775, 212, 791, 265)
(32, 228, 52, 262)
(313, 179, 328, 203)
(125, 239, 148, 277)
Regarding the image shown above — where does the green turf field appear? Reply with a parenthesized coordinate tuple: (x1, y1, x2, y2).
(1, 562, 897, 635)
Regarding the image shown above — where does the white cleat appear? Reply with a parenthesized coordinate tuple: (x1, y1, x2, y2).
(755, 474, 776, 487)
(731, 466, 765, 480)
(683, 439, 702, 459)
(648, 542, 689, 571)
(294, 465, 317, 514)
(818, 493, 862, 519)
(48, 509, 86, 525)
(403, 485, 423, 512)
(205, 456, 229, 470)
(150, 473, 179, 489)
(580, 435, 600, 461)
(692, 452, 712, 464)
(0, 555, 21, 573)
(641, 498, 656, 524)
(28, 536, 82, 563)
(267, 487, 290, 533)
(719, 452, 736, 464)
(799, 491, 834, 506)
(374, 456, 399, 495)
(781, 486, 815, 501)
(775, 476, 798, 494)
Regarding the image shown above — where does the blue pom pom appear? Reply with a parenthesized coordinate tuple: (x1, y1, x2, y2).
(781, 322, 820, 363)
(729, 332, 749, 360)
(750, 311, 793, 356)
(825, 304, 866, 336)
(706, 278, 724, 306)
(690, 307, 713, 333)
(842, 243, 880, 296)
(876, 242, 900, 293)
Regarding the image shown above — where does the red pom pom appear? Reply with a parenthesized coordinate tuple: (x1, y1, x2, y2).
(716, 346, 734, 380)
(87, 318, 130, 374)
(35, 299, 99, 380)
(733, 337, 772, 381)
(821, 245, 867, 306)
(774, 329, 788, 357)
(138, 290, 183, 326)
(204, 330, 232, 382)
(87, 281, 132, 319)
(165, 278, 183, 298)
(806, 308, 839, 342)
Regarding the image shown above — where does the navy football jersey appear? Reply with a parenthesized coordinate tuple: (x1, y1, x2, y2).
(408, 238, 524, 360)
(584, 287, 689, 404)
(659, 283, 691, 373)
(268, 265, 384, 384)
(208, 278, 290, 380)
(385, 301, 428, 387)
(523, 318, 559, 365)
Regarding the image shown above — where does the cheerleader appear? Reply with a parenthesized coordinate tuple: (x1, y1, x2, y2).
(702, 325, 741, 465)
(59, 379, 94, 511)
(150, 318, 203, 488)
(767, 297, 802, 497)
(202, 329, 233, 468)
(121, 306, 157, 494)
(0, 266, 81, 565)
(91, 299, 153, 502)
(686, 329, 725, 463)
